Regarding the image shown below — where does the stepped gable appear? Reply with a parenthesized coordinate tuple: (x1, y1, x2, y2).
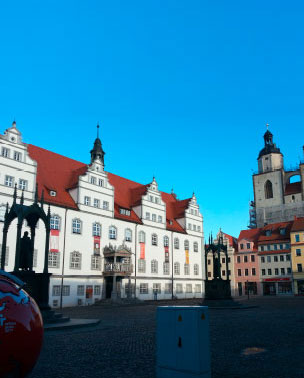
(27, 144, 190, 232)
(285, 182, 302, 196)
(291, 217, 304, 232)
(258, 221, 293, 244)
(238, 228, 262, 251)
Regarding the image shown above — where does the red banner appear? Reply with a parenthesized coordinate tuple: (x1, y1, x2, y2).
(140, 243, 145, 259)
(165, 246, 169, 262)
(50, 229, 59, 252)
(94, 236, 100, 255)
(264, 278, 290, 282)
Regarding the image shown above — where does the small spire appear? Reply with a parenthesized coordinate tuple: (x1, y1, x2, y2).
(97, 123, 100, 138)
(12, 119, 16, 127)
(13, 184, 17, 204)
(34, 183, 38, 203)
(20, 189, 24, 205)
(266, 122, 269, 130)
(41, 189, 44, 208)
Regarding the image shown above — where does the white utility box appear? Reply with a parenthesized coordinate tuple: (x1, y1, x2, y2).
(156, 306, 211, 378)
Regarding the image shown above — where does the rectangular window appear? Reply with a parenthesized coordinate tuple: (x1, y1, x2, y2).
(138, 259, 146, 273)
(152, 214, 156, 222)
(155, 197, 159, 204)
(240, 243, 244, 249)
(267, 245, 271, 251)
(298, 264, 303, 272)
(103, 201, 109, 210)
(158, 215, 162, 223)
(186, 284, 192, 293)
(90, 176, 96, 185)
(222, 258, 225, 264)
(287, 267, 291, 274)
(251, 255, 255, 262)
(77, 285, 85, 296)
(119, 208, 131, 216)
(176, 284, 183, 293)
(246, 243, 250, 249)
(252, 268, 256, 276)
(275, 268, 279, 275)
(268, 268, 272, 275)
(244, 256, 248, 263)
(295, 234, 300, 242)
(208, 259, 211, 265)
(267, 256, 271, 263)
(281, 268, 285, 275)
(280, 244, 283, 250)
(228, 257, 231, 263)
(280, 255, 284, 262)
(153, 283, 161, 294)
(84, 196, 91, 206)
(163, 262, 170, 275)
(195, 284, 201, 293)
(296, 249, 301, 257)
(274, 256, 278, 262)
(91, 255, 101, 270)
(93, 199, 100, 208)
(18, 179, 28, 191)
(286, 254, 291, 261)
(1, 147, 10, 158)
(145, 212, 150, 220)
(274, 244, 278, 250)
(245, 269, 249, 276)
(62, 285, 70, 296)
(261, 246, 264, 251)
(48, 251, 60, 268)
(140, 283, 148, 294)
(222, 270, 226, 276)
(52, 285, 61, 296)
(5, 175, 13, 187)
(238, 269, 241, 277)
(14, 151, 22, 161)
(193, 225, 197, 231)
(94, 285, 101, 295)
(262, 269, 266, 276)
(165, 283, 172, 294)
(261, 256, 265, 263)
(237, 256, 241, 263)
(98, 179, 103, 186)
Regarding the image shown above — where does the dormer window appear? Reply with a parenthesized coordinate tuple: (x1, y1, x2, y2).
(279, 228, 286, 235)
(119, 208, 131, 216)
(50, 190, 57, 197)
(265, 230, 272, 236)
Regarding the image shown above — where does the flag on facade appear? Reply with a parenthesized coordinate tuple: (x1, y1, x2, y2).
(94, 236, 100, 255)
(140, 242, 145, 259)
(185, 249, 189, 264)
(50, 229, 59, 252)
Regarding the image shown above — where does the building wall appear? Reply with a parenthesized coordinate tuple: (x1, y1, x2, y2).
(290, 230, 304, 295)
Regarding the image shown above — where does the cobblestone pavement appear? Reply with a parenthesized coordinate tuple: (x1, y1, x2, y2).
(29, 297, 304, 378)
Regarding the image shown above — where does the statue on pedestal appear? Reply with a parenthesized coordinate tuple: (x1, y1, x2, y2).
(20, 231, 33, 271)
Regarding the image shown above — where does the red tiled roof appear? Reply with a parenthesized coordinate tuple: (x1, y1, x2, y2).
(291, 217, 304, 232)
(258, 221, 292, 243)
(222, 232, 238, 249)
(238, 228, 261, 243)
(285, 182, 302, 196)
(27, 144, 190, 233)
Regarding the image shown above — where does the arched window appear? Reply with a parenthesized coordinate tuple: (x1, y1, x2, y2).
(152, 233, 158, 246)
(51, 215, 61, 230)
(194, 264, 199, 276)
(70, 251, 81, 269)
(72, 219, 82, 234)
(174, 238, 179, 249)
(174, 262, 180, 275)
(184, 239, 189, 250)
(151, 259, 158, 273)
(163, 236, 169, 247)
(265, 180, 273, 199)
(109, 226, 117, 240)
(125, 228, 132, 242)
(139, 231, 146, 243)
(193, 242, 198, 252)
(92, 222, 101, 236)
(184, 264, 190, 275)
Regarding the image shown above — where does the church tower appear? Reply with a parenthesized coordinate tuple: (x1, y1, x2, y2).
(90, 124, 105, 167)
(253, 127, 285, 226)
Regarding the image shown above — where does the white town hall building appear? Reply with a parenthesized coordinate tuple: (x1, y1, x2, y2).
(0, 122, 204, 307)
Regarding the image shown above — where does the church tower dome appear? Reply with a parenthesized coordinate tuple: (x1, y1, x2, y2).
(90, 124, 105, 166)
(257, 125, 283, 173)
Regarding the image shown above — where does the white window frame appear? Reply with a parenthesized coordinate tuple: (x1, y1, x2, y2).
(139, 231, 146, 243)
(93, 198, 100, 208)
(70, 251, 82, 269)
(1, 147, 10, 158)
(109, 226, 117, 240)
(138, 259, 146, 273)
(125, 228, 132, 242)
(163, 236, 169, 247)
(18, 179, 28, 191)
(50, 214, 61, 230)
(5, 175, 14, 187)
(174, 262, 180, 275)
(92, 222, 101, 237)
(174, 238, 179, 249)
(84, 196, 91, 206)
(152, 234, 158, 246)
(151, 259, 158, 273)
(72, 219, 82, 234)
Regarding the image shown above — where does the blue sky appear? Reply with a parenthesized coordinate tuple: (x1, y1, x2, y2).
(1, 1, 304, 238)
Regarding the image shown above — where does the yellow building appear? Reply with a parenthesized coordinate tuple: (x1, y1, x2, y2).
(290, 217, 304, 295)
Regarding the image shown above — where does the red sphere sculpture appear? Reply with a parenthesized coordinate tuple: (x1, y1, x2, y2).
(0, 270, 43, 377)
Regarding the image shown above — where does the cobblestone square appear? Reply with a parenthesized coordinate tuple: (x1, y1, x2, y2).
(29, 297, 304, 378)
